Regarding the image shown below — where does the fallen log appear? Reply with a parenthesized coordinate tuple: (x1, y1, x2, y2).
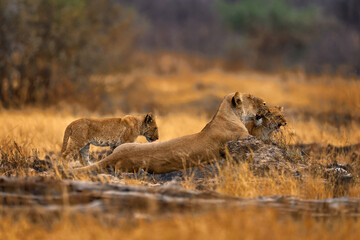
(0, 176, 359, 225)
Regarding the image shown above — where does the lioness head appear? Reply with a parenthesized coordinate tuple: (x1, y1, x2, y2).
(142, 113, 159, 142)
(231, 92, 268, 122)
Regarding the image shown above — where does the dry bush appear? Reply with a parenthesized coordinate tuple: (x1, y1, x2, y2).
(0, 0, 136, 110)
(0, 140, 30, 177)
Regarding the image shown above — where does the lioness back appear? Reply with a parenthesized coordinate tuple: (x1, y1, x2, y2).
(246, 106, 287, 141)
(61, 113, 158, 165)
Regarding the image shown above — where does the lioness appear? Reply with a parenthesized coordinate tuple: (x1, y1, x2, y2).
(68, 92, 267, 174)
(246, 106, 287, 141)
(61, 113, 159, 165)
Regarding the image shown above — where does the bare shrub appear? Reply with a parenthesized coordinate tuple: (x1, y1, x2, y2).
(0, 140, 30, 176)
(0, 0, 137, 109)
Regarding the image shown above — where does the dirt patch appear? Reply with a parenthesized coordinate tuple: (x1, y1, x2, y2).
(226, 137, 306, 176)
(226, 137, 357, 197)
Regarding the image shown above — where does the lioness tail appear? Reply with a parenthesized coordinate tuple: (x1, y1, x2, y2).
(70, 153, 119, 174)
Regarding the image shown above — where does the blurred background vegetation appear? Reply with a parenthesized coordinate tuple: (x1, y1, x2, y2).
(0, 0, 136, 109)
(1, 0, 359, 109)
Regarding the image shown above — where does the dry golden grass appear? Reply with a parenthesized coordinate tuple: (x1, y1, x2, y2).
(0, 110, 208, 155)
(288, 120, 360, 145)
(0, 109, 71, 153)
(212, 159, 360, 199)
(145, 70, 360, 112)
(1, 69, 360, 238)
(1, 209, 360, 240)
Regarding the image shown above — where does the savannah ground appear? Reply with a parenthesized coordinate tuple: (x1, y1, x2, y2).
(1, 67, 360, 239)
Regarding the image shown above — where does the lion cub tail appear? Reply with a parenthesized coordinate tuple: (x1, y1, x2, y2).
(61, 125, 72, 154)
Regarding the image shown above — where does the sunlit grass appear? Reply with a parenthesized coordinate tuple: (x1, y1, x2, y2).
(1, 69, 360, 238)
(1, 208, 359, 240)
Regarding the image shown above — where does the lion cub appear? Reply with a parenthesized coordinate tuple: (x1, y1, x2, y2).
(61, 113, 159, 165)
(246, 106, 287, 141)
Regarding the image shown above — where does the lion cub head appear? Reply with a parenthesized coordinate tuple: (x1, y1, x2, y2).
(231, 92, 268, 122)
(142, 113, 159, 142)
(246, 106, 287, 141)
(265, 106, 287, 131)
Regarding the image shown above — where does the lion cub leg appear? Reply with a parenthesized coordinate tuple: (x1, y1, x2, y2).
(62, 142, 78, 166)
(62, 138, 88, 165)
(79, 143, 91, 166)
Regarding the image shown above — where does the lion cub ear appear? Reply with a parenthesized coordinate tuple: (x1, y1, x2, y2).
(144, 113, 153, 125)
(275, 106, 284, 112)
(231, 92, 242, 107)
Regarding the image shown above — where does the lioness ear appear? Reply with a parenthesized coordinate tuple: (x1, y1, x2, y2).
(231, 92, 242, 107)
(144, 113, 153, 125)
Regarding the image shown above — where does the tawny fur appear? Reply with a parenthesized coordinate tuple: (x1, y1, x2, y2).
(245, 106, 286, 141)
(69, 92, 267, 174)
(61, 113, 158, 165)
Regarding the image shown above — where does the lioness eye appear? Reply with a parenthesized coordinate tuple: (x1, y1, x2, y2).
(263, 102, 266, 106)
